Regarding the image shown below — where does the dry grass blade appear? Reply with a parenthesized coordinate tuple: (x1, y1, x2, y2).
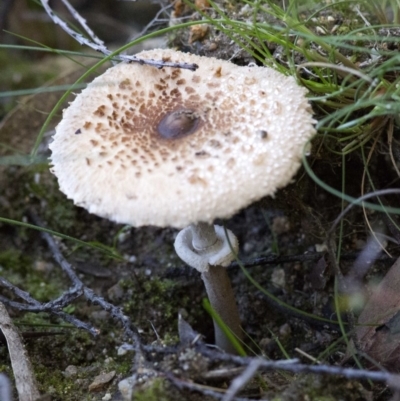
(0, 302, 41, 401)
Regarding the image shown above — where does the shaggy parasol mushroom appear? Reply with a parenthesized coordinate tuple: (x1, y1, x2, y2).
(50, 48, 316, 354)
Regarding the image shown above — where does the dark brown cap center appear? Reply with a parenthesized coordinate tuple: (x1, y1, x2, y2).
(157, 110, 200, 139)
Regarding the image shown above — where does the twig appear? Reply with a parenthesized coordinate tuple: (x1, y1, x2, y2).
(0, 277, 97, 334)
(59, 0, 104, 47)
(166, 374, 255, 401)
(141, 343, 399, 391)
(0, 302, 41, 401)
(165, 251, 396, 282)
(221, 359, 262, 401)
(0, 277, 83, 310)
(229, 251, 396, 269)
(0, 210, 144, 367)
(28, 212, 144, 362)
(39, 0, 198, 71)
(200, 348, 400, 387)
(129, 1, 173, 41)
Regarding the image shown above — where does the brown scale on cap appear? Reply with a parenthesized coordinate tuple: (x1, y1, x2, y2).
(50, 48, 316, 228)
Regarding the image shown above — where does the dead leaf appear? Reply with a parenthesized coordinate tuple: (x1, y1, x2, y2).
(307, 256, 327, 290)
(88, 370, 116, 392)
(363, 319, 400, 370)
(356, 256, 400, 367)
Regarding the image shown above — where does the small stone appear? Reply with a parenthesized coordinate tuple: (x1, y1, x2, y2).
(63, 365, 78, 378)
(124, 254, 137, 263)
(117, 343, 134, 356)
(107, 282, 124, 302)
(189, 25, 209, 44)
(271, 267, 285, 289)
(315, 243, 328, 252)
(33, 260, 53, 272)
(118, 375, 137, 401)
(207, 42, 218, 51)
(279, 323, 291, 337)
(88, 371, 116, 392)
(117, 230, 130, 243)
(272, 216, 290, 234)
(243, 241, 255, 253)
(102, 393, 112, 401)
(259, 337, 272, 348)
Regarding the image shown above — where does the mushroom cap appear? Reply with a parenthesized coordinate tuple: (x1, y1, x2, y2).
(50, 48, 316, 229)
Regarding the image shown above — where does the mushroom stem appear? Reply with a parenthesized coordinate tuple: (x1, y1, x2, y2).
(202, 264, 243, 354)
(176, 222, 242, 353)
(189, 222, 220, 250)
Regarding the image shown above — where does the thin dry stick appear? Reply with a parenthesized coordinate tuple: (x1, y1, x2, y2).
(39, 0, 198, 71)
(142, 342, 400, 391)
(167, 374, 254, 401)
(28, 212, 144, 364)
(0, 302, 41, 401)
(221, 359, 262, 401)
(59, 0, 104, 47)
(200, 348, 400, 387)
(130, 1, 173, 41)
(229, 250, 397, 269)
(0, 219, 144, 362)
(0, 276, 97, 335)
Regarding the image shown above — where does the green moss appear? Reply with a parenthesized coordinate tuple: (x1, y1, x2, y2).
(133, 378, 173, 401)
(24, 167, 80, 235)
(0, 248, 65, 302)
(142, 279, 176, 319)
(16, 312, 59, 328)
(35, 365, 70, 399)
(122, 276, 189, 321)
(111, 357, 132, 376)
(119, 274, 201, 347)
(0, 249, 30, 271)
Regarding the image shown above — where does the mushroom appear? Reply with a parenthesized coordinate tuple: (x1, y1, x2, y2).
(50, 48, 316, 353)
